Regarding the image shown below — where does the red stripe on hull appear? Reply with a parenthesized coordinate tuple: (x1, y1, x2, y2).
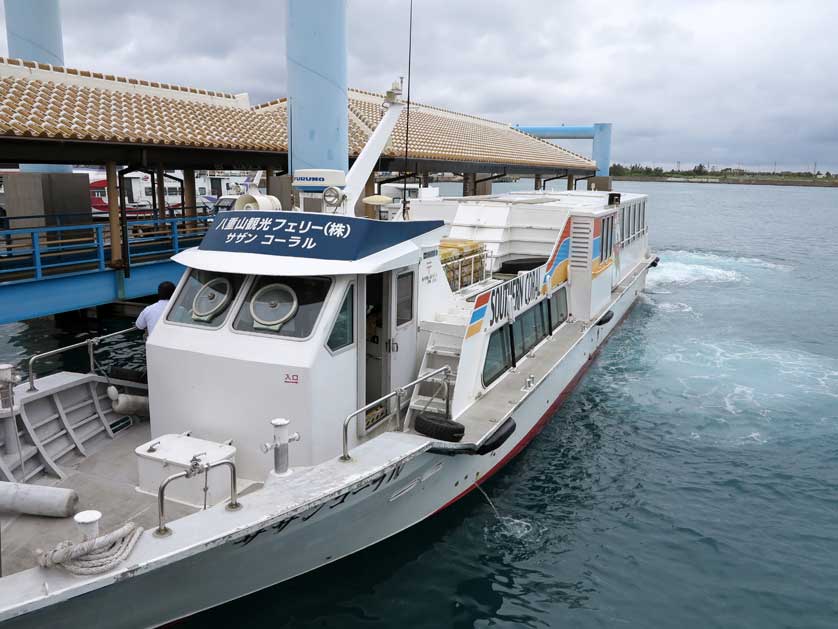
(434, 300, 637, 514)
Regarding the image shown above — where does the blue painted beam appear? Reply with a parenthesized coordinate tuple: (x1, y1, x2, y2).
(516, 123, 613, 177)
(516, 125, 596, 139)
(0, 261, 185, 325)
(287, 0, 348, 173)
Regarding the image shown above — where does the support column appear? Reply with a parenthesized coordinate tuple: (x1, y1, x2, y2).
(106, 161, 122, 266)
(534, 174, 542, 191)
(5, 0, 70, 174)
(155, 166, 166, 219)
(183, 168, 196, 217)
(591, 123, 612, 178)
(462, 173, 476, 196)
(363, 172, 376, 218)
(265, 166, 275, 197)
(287, 0, 348, 173)
(567, 174, 576, 191)
(475, 174, 493, 196)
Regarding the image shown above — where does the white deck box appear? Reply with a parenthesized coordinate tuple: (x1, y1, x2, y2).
(135, 434, 236, 508)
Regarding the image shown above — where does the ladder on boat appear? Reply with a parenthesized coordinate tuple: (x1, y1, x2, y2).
(0, 379, 121, 483)
(407, 320, 464, 424)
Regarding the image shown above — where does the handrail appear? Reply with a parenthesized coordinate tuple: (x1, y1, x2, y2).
(0, 214, 211, 237)
(154, 459, 241, 537)
(340, 365, 451, 461)
(27, 326, 139, 391)
(0, 214, 212, 285)
(0, 205, 214, 225)
(442, 251, 492, 291)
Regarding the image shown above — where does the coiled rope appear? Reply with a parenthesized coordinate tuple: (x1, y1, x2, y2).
(36, 522, 144, 575)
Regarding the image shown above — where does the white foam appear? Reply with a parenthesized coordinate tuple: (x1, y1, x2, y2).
(647, 261, 742, 288)
(483, 516, 538, 545)
(657, 302, 694, 313)
(661, 249, 790, 271)
(499, 517, 534, 539)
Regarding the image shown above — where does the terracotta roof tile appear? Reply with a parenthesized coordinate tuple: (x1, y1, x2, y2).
(0, 59, 595, 171)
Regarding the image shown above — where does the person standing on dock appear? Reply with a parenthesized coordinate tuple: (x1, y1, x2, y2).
(136, 281, 175, 335)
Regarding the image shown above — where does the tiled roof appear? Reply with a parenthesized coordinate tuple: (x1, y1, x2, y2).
(0, 58, 595, 171)
(346, 91, 593, 169)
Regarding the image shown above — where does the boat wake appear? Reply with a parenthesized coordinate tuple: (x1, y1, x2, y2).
(647, 260, 741, 288)
(646, 249, 789, 290)
(655, 302, 695, 314)
(658, 339, 838, 445)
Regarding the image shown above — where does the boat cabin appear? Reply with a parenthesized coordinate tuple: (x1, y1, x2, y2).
(147, 189, 650, 482)
(148, 212, 447, 480)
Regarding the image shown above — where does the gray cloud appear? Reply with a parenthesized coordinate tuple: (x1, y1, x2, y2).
(1, 0, 835, 171)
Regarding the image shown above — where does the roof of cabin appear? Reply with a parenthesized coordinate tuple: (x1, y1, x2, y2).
(0, 57, 595, 173)
(174, 211, 447, 276)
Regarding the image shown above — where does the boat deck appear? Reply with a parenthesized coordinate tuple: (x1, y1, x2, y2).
(432, 256, 651, 447)
(0, 422, 196, 576)
(455, 321, 587, 444)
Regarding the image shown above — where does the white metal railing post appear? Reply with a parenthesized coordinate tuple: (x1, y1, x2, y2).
(341, 365, 450, 461)
(27, 326, 138, 391)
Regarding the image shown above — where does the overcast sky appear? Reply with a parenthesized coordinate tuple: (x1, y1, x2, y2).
(2, 0, 835, 172)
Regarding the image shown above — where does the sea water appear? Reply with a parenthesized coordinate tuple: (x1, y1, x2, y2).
(1, 181, 836, 627)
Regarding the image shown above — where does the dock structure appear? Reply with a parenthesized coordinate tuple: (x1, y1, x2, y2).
(0, 57, 596, 324)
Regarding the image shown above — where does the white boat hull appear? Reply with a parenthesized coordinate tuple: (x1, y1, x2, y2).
(4, 268, 648, 629)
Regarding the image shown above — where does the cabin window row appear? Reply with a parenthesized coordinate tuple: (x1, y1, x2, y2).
(620, 201, 646, 245)
(482, 287, 568, 386)
(143, 186, 182, 197)
(600, 215, 615, 262)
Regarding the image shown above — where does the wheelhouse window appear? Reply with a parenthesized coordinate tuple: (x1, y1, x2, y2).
(327, 284, 355, 351)
(234, 276, 331, 339)
(167, 269, 244, 328)
(396, 271, 414, 326)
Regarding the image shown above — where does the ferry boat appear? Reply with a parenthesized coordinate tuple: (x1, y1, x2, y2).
(0, 87, 654, 627)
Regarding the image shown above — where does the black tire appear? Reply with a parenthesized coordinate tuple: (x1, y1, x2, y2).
(596, 310, 614, 326)
(414, 414, 465, 442)
(498, 257, 548, 275)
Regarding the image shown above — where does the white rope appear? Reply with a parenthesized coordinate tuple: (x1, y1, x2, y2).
(36, 522, 144, 575)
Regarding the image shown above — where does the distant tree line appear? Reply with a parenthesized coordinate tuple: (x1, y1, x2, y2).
(610, 163, 832, 178)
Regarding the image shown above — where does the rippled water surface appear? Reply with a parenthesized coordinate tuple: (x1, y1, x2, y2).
(2, 181, 837, 628)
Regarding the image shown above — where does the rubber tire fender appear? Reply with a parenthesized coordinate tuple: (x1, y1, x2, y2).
(414, 414, 465, 442)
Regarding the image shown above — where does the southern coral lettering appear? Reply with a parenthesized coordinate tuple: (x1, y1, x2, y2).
(488, 268, 543, 326)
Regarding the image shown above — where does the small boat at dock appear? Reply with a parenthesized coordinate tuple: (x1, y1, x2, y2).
(0, 86, 654, 628)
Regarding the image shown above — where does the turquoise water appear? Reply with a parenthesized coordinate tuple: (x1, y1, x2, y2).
(2, 182, 837, 627)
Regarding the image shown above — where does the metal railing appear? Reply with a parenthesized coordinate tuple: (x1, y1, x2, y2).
(27, 326, 139, 391)
(0, 214, 212, 284)
(0, 204, 215, 227)
(155, 457, 241, 537)
(341, 365, 451, 461)
(442, 251, 493, 292)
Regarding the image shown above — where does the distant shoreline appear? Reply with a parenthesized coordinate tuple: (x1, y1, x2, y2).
(612, 175, 838, 188)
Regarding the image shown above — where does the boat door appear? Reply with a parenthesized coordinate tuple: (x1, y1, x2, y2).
(386, 267, 418, 392)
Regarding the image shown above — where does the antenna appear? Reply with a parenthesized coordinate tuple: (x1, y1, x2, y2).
(402, 0, 414, 219)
